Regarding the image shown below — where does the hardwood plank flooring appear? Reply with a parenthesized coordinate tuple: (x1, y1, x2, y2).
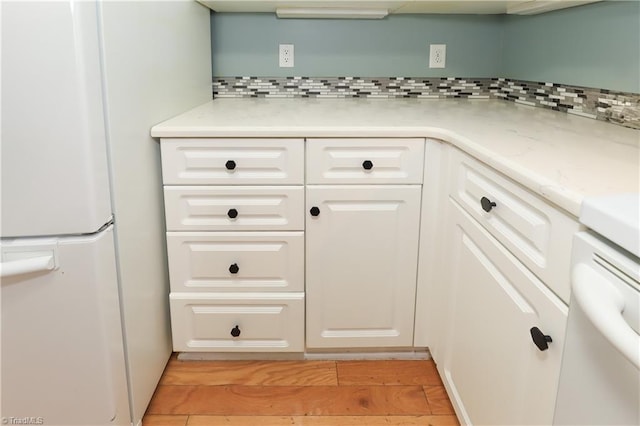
(336, 360, 441, 386)
(161, 359, 338, 386)
(423, 386, 456, 415)
(144, 357, 459, 426)
(185, 415, 460, 425)
(147, 385, 429, 416)
(142, 415, 188, 426)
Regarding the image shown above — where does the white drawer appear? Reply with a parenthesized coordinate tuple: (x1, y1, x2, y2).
(169, 292, 305, 352)
(167, 232, 304, 292)
(306, 138, 425, 184)
(161, 138, 304, 185)
(164, 186, 304, 231)
(449, 149, 579, 303)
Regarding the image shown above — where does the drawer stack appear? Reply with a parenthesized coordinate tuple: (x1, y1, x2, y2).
(161, 138, 305, 352)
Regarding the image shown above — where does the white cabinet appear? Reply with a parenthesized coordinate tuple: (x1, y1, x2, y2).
(161, 138, 305, 353)
(433, 147, 573, 425)
(505, 1, 600, 15)
(161, 137, 426, 353)
(305, 185, 422, 348)
(305, 137, 425, 349)
(160, 134, 575, 399)
(441, 200, 567, 425)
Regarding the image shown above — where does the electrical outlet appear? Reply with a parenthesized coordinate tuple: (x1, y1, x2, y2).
(279, 44, 294, 68)
(429, 44, 446, 69)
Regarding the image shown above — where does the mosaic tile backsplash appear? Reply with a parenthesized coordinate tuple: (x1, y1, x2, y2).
(213, 77, 640, 129)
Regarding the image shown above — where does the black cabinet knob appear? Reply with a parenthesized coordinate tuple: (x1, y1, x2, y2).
(362, 160, 374, 170)
(480, 196, 497, 212)
(530, 327, 552, 351)
(229, 263, 239, 274)
(225, 160, 236, 171)
(310, 206, 320, 217)
(231, 325, 241, 337)
(227, 208, 238, 219)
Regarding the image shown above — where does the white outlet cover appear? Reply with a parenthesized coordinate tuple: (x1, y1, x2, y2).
(279, 44, 294, 68)
(429, 44, 446, 69)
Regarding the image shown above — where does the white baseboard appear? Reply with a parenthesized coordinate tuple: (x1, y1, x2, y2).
(176, 348, 430, 361)
(304, 348, 430, 360)
(178, 352, 305, 361)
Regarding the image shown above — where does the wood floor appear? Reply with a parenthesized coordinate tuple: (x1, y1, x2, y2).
(143, 355, 459, 426)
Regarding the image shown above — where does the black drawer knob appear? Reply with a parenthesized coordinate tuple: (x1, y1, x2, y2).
(480, 196, 497, 212)
(530, 327, 552, 351)
(231, 325, 241, 337)
(227, 208, 238, 219)
(362, 160, 374, 170)
(225, 160, 236, 171)
(310, 206, 320, 217)
(229, 263, 239, 274)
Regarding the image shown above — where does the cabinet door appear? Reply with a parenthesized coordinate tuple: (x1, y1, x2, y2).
(440, 200, 567, 426)
(306, 185, 421, 348)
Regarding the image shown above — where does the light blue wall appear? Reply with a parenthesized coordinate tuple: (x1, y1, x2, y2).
(502, 1, 640, 93)
(211, 13, 503, 77)
(210, 2, 640, 93)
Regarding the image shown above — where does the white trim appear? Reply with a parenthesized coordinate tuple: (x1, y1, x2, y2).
(177, 348, 430, 361)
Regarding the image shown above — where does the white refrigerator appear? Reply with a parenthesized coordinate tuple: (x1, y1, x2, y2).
(1, 1, 212, 425)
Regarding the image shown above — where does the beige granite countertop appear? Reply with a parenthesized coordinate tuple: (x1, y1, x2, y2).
(151, 98, 640, 218)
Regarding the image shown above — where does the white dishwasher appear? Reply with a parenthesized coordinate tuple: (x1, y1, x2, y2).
(554, 194, 640, 425)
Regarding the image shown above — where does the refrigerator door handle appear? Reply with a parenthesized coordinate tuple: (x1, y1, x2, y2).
(0, 254, 56, 278)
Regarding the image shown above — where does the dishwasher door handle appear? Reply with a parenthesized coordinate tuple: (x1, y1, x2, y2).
(0, 255, 55, 278)
(573, 263, 640, 369)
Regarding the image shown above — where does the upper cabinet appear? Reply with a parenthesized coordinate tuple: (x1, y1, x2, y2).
(504, 0, 600, 14)
(197, 0, 601, 15)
